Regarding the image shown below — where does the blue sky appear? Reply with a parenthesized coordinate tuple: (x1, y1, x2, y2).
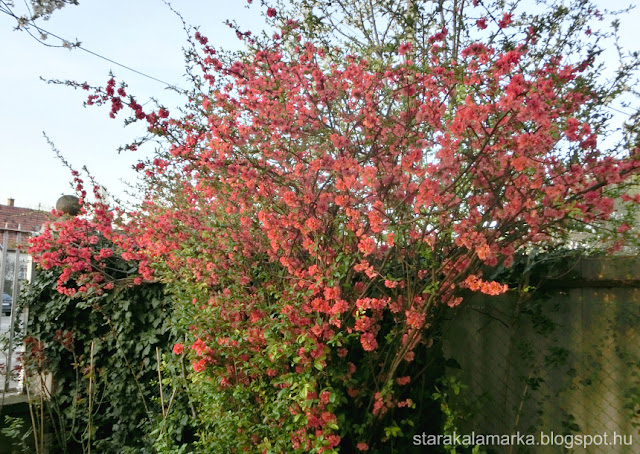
(0, 0, 638, 210)
(0, 0, 265, 210)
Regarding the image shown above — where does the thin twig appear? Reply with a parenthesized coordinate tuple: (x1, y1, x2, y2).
(25, 379, 40, 454)
(87, 341, 94, 454)
(156, 347, 166, 418)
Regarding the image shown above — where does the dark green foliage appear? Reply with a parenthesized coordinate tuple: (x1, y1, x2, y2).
(20, 267, 192, 453)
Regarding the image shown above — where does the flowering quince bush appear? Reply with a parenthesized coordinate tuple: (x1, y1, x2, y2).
(29, 171, 153, 295)
(31, 0, 640, 452)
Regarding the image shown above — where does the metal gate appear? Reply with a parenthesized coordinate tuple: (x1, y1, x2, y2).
(0, 223, 35, 395)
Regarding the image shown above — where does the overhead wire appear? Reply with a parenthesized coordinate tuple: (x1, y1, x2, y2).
(0, 0, 636, 117)
(0, 0, 183, 91)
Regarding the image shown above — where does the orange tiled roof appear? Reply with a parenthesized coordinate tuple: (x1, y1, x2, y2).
(0, 203, 50, 249)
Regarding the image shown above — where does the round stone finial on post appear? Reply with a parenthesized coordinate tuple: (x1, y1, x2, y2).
(56, 195, 81, 216)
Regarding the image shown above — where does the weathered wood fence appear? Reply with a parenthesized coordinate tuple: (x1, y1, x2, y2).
(444, 257, 640, 454)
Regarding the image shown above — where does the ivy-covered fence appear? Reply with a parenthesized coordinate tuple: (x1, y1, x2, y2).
(444, 255, 640, 454)
(8, 267, 193, 454)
